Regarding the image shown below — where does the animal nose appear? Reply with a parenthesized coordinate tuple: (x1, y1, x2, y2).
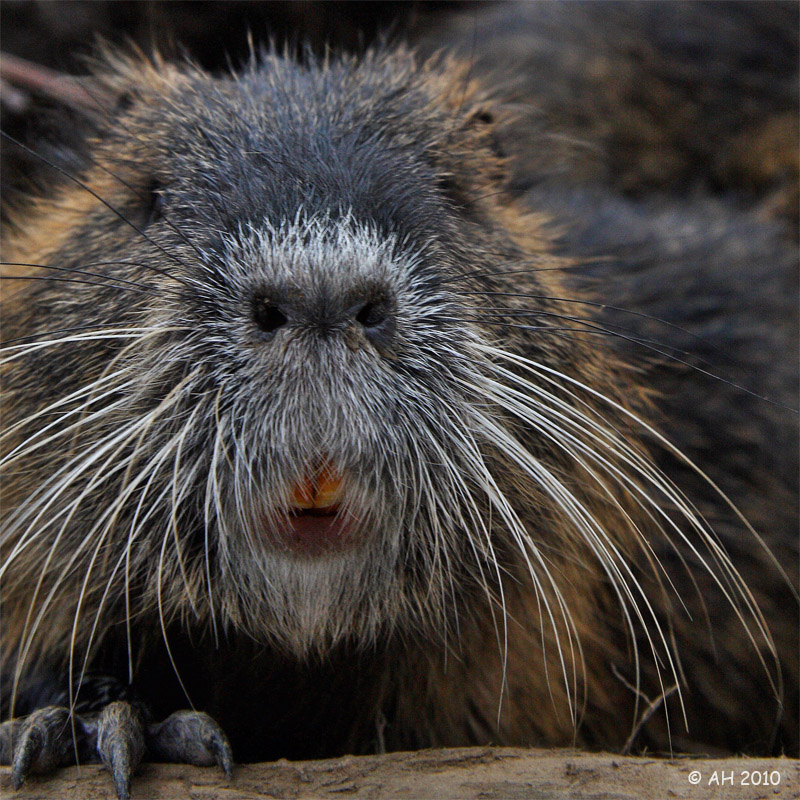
(251, 291, 396, 350)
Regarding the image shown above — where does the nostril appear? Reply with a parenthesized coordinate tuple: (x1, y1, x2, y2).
(253, 298, 288, 334)
(353, 295, 396, 354)
(355, 299, 389, 329)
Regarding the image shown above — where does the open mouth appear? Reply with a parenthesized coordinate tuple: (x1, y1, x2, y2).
(277, 461, 356, 556)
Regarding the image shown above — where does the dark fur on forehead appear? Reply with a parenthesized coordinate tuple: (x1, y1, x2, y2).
(93, 46, 504, 245)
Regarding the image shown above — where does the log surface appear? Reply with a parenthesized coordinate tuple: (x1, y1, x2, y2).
(2, 747, 798, 800)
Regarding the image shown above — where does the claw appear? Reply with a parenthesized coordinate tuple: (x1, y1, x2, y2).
(10, 706, 72, 788)
(107, 740, 134, 800)
(11, 723, 42, 789)
(96, 702, 145, 800)
(204, 727, 234, 780)
(147, 710, 233, 777)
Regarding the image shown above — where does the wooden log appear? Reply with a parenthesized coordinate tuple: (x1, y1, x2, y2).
(2, 747, 798, 800)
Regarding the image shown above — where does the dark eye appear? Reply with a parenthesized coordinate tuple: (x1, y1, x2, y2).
(438, 175, 475, 217)
(144, 181, 164, 227)
(253, 297, 288, 335)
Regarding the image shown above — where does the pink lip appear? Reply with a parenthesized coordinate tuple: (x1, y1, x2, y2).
(275, 508, 357, 557)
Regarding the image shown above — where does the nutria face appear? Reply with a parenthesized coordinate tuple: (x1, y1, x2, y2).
(125, 56, 528, 653)
(3, 50, 565, 657)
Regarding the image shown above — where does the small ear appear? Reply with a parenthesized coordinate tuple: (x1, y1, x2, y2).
(467, 104, 509, 168)
(87, 41, 188, 116)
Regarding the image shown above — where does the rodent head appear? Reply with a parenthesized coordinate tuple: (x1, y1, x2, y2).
(100, 50, 534, 654)
(6, 48, 555, 657)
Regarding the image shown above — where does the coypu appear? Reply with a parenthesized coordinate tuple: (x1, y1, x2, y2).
(0, 24, 797, 800)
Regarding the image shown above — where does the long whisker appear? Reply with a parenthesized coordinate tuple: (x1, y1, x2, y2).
(0, 275, 151, 293)
(456, 289, 704, 341)
(1, 132, 198, 288)
(0, 324, 160, 348)
(1, 261, 160, 292)
(467, 316, 797, 412)
(460, 306, 701, 358)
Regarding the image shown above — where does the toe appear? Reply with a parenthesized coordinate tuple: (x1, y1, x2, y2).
(147, 710, 233, 777)
(10, 706, 72, 788)
(95, 702, 145, 800)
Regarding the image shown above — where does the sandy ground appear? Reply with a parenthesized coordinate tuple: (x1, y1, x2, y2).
(2, 747, 798, 800)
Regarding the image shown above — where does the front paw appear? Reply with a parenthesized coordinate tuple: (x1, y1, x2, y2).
(1, 703, 233, 799)
(95, 701, 146, 800)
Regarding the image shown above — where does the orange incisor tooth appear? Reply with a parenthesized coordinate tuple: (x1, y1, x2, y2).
(291, 476, 316, 509)
(290, 463, 343, 509)
(316, 467, 343, 508)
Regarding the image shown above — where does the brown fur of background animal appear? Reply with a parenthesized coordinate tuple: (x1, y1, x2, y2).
(420, 1, 799, 226)
(0, 0, 797, 794)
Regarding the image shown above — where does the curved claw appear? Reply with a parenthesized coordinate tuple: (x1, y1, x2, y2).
(95, 702, 145, 800)
(204, 724, 234, 780)
(11, 723, 42, 789)
(10, 706, 72, 789)
(147, 710, 233, 778)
